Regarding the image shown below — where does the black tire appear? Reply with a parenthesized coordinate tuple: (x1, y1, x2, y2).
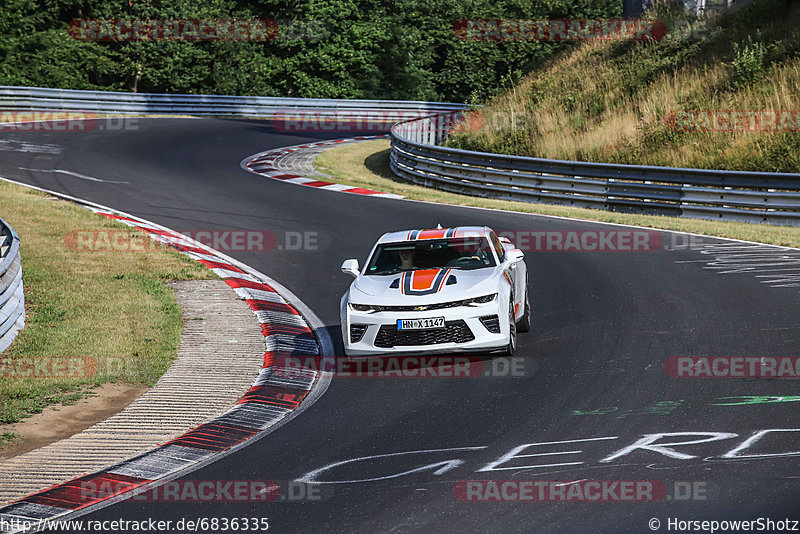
(516, 282, 531, 333)
(505, 301, 517, 357)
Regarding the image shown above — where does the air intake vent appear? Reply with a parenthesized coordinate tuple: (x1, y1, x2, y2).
(446, 275, 457, 285)
(389, 278, 400, 289)
(350, 324, 368, 343)
(480, 315, 501, 334)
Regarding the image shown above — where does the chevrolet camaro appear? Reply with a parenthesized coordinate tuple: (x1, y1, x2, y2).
(340, 226, 529, 356)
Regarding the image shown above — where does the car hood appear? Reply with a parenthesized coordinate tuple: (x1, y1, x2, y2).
(350, 267, 502, 304)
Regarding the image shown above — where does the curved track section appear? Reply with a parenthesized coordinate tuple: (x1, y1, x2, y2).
(0, 118, 798, 533)
(241, 135, 401, 198)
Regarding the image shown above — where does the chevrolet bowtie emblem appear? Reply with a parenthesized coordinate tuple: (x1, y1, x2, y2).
(414, 306, 428, 311)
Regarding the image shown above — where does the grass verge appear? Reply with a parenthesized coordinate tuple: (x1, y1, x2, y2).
(0, 180, 209, 430)
(314, 139, 800, 248)
(445, 0, 800, 173)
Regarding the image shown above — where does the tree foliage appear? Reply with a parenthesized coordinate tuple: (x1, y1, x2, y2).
(0, 0, 621, 101)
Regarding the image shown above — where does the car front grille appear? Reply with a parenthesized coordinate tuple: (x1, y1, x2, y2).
(374, 320, 474, 348)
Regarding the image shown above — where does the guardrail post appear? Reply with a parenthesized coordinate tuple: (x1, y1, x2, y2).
(435, 114, 444, 145)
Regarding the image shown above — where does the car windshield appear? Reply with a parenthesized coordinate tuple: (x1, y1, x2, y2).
(365, 237, 497, 275)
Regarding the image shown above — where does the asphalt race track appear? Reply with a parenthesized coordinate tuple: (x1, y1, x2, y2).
(1, 118, 799, 533)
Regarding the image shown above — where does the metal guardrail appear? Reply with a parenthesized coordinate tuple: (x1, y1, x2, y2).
(0, 217, 24, 354)
(5, 85, 798, 225)
(390, 115, 800, 226)
(0, 85, 465, 117)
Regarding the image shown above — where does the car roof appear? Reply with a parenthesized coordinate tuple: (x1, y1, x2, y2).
(376, 226, 493, 244)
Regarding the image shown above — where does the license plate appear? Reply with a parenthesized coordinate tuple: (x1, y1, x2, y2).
(397, 317, 445, 330)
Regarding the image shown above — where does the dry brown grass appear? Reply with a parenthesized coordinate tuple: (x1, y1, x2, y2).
(448, 1, 800, 172)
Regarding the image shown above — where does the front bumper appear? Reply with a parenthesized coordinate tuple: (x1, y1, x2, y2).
(342, 304, 509, 356)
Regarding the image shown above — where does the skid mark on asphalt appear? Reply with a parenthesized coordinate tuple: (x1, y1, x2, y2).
(675, 242, 800, 289)
(0, 139, 61, 154)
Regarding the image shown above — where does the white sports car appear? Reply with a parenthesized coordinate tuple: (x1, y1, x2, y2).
(340, 226, 529, 356)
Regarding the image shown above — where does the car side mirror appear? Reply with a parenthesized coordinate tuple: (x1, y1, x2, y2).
(506, 249, 524, 263)
(341, 259, 360, 278)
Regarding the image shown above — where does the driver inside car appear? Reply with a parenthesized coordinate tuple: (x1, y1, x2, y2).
(398, 248, 415, 270)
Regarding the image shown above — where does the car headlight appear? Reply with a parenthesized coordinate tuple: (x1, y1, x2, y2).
(349, 303, 381, 313)
(464, 294, 497, 306)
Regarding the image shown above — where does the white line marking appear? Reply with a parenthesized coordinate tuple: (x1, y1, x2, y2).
(553, 479, 589, 488)
(18, 167, 128, 184)
(296, 447, 488, 484)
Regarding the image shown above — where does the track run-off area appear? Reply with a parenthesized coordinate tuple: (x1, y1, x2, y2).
(1, 118, 799, 533)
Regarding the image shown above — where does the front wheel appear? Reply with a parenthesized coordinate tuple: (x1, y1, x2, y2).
(516, 282, 531, 333)
(505, 301, 517, 356)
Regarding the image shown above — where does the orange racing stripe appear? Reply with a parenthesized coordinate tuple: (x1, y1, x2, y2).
(411, 269, 441, 290)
